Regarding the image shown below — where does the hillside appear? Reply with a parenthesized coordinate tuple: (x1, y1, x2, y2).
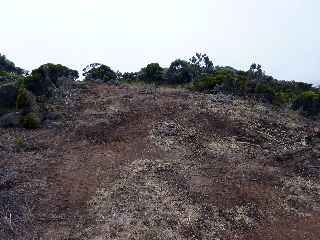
(1, 82, 319, 239)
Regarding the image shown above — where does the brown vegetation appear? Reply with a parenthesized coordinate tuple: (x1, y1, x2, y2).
(0, 82, 319, 239)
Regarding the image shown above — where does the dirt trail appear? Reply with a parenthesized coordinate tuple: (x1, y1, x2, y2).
(0, 83, 319, 239)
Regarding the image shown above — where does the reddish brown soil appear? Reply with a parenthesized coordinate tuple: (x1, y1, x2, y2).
(0, 82, 319, 239)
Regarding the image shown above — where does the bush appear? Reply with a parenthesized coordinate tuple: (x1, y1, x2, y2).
(189, 53, 215, 76)
(20, 112, 41, 129)
(16, 88, 29, 110)
(25, 63, 78, 96)
(0, 53, 26, 75)
(0, 71, 10, 78)
(122, 72, 139, 82)
(16, 88, 39, 114)
(192, 74, 224, 91)
(15, 136, 26, 151)
(192, 68, 237, 92)
(292, 91, 320, 116)
(141, 63, 164, 83)
(0, 84, 18, 110)
(83, 63, 116, 82)
(166, 59, 194, 84)
(255, 83, 276, 103)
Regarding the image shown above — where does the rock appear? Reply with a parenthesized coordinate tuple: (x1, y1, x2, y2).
(156, 121, 180, 137)
(0, 112, 21, 128)
(0, 169, 18, 191)
(42, 111, 62, 121)
(42, 120, 62, 129)
(208, 93, 234, 104)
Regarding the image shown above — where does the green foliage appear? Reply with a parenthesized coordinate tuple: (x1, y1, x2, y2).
(189, 53, 214, 77)
(255, 83, 276, 103)
(193, 74, 223, 91)
(191, 60, 319, 116)
(166, 59, 194, 84)
(122, 72, 139, 82)
(141, 63, 164, 83)
(15, 136, 26, 151)
(16, 88, 30, 110)
(0, 70, 26, 86)
(273, 92, 291, 106)
(2, 53, 319, 119)
(0, 84, 19, 110)
(83, 63, 116, 82)
(237, 71, 249, 88)
(292, 91, 320, 116)
(20, 112, 41, 129)
(16, 87, 39, 116)
(15, 136, 25, 146)
(0, 71, 10, 77)
(193, 68, 238, 92)
(0, 53, 26, 75)
(24, 63, 78, 96)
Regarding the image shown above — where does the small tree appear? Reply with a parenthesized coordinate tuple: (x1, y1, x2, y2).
(141, 63, 164, 83)
(166, 59, 194, 84)
(122, 72, 139, 82)
(255, 83, 276, 103)
(83, 63, 116, 82)
(189, 53, 214, 77)
(20, 112, 41, 129)
(25, 63, 79, 96)
(0, 53, 26, 75)
(292, 91, 320, 116)
(193, 68, 236, 92)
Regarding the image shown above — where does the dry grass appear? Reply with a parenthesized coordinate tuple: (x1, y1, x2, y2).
(0, 82, 319, 239)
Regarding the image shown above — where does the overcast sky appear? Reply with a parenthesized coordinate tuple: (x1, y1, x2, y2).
(1, 0, 319, 84)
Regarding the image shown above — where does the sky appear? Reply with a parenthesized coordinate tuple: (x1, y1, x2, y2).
(1, 0, 319, 84)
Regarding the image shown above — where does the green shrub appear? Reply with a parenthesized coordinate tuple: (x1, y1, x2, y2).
(292, 91, 320, 116)
(0, 53, 26, 75)
(0, 84, 18, 110)
(16, 87, 40, 116)
(166, 59, 194, 84)
(83, 63, 116, 82)
(15, 136, 25, 146)
(0, 71, 10, 77)
(20, 113, 41, 129)
(255, 83, 276, 103)
(141, 63, 164, 83)
(15, 136, 26, 151)
(25, 63, 78, 96)
(192, 68, 237, 92)
(16, 88, 30, 110)
(193, 74, 223, 91)
(122, 72, 139, 82)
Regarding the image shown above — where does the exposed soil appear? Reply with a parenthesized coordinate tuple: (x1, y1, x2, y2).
(0, 82, 319, 239)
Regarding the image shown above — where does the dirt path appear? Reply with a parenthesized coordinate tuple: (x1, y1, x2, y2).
(1, 83, 319, 239)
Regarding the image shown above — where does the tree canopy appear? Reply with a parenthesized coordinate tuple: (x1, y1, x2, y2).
(0, 52, 319, 117)
(24, 63, 79, 96)
(0, 53, 26, 75)
(83, 63, 117, 82)
(140, 63, 164, 83)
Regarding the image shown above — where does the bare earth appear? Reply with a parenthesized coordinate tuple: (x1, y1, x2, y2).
(1, 82, 319, 239)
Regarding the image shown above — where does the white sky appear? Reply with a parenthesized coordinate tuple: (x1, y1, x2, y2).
(1, 0, 319, 84)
